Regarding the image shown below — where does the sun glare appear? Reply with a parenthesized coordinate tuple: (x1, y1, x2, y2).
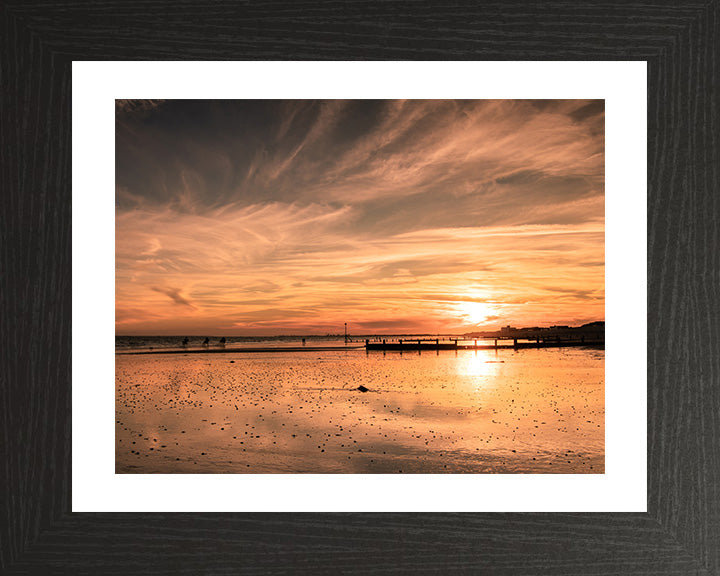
(459, 301, 492, 325)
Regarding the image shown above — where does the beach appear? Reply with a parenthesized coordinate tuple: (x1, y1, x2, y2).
(116, 345, 604, 474)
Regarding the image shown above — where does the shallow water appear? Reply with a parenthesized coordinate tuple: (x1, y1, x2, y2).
(116, 347, 604, 473)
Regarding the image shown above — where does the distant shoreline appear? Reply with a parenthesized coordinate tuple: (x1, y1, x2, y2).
(117, 345, 365, 355)
(116, 341, 604, 356)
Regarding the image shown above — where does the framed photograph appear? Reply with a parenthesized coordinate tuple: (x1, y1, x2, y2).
(112, 96, 610, 478)
(3, 2, 718, 574)
(73, 62, 646, 514)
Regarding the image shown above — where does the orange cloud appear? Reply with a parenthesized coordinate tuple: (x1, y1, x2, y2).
(116, 100, 604, 335)
(150, 286, 196, 309)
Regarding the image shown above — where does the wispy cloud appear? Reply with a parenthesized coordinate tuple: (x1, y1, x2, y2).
(150, 286, 196, 309)
(116, 100, 604, 335)
(116, 99, 166, 115)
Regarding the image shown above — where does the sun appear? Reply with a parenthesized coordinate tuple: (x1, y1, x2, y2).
(458, 301, 493, 325)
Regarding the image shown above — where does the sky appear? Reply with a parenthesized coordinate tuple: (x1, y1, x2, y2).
(116, 99, 604, 336)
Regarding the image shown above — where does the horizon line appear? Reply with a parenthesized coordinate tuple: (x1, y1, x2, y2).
(117, 320, 605, 338)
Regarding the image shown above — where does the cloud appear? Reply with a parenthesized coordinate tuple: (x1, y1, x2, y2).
(116, 100, 604, 334)
(116, 100, 603, 214)
(150, 286, 196, 309)
(116, 99, 166, 115)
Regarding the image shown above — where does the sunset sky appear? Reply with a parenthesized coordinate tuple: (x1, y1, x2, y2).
(116, 99, 604, 336)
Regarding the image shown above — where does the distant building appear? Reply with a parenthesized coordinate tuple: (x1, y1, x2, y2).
(500, 325, 518, 336)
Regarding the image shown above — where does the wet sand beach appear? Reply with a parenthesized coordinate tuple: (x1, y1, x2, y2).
(116, 346, 604, 474)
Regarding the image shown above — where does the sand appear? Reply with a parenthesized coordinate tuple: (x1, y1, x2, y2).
(116, 347, 604, 474)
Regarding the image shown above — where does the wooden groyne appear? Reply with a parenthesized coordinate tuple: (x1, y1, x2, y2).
(364, 337, 604, 352)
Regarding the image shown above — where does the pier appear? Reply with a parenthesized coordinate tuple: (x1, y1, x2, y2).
(364, 337, 604, 352)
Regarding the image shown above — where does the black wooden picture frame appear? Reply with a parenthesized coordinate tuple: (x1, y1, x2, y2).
(2, 2, 718, 574)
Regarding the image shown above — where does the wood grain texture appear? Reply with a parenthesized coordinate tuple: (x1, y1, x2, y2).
(1, 1, 718, 574)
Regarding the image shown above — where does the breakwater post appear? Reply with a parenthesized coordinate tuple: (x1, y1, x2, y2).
(364, 336, 604, 352)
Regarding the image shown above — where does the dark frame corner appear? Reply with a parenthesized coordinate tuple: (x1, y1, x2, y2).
(2, 1, 718, 574)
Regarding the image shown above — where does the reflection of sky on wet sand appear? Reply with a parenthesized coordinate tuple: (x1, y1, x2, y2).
(116, 348, 604, 473)
(456, 350, 501, 382)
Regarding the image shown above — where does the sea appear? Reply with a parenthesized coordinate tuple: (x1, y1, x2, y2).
(115, 335, 604, 474)
(115, 334, 498, 352)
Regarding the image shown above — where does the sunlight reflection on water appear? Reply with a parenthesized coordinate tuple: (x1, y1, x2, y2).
(116, 347, 604, 474)
(456, 350, 500, 378)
